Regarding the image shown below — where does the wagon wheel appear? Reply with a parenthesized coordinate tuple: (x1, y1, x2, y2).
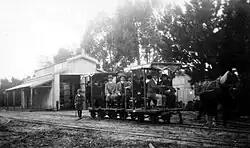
(149, 114, 158, 124)
(90, 111, 96, 118)
(98, 110, 105, 120)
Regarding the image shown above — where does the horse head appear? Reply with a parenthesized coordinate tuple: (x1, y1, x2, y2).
(219, 68, 241, 91)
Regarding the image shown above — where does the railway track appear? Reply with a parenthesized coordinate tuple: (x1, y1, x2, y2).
(5, 111, 250, 134)
(4, 116, 249, 148)
(96, 115, 250, 134)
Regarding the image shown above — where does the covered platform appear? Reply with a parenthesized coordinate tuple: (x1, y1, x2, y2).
(5, 75, 53, 111)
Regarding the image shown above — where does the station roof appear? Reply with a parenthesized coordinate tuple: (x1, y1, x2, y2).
(6, 75, 53, 91)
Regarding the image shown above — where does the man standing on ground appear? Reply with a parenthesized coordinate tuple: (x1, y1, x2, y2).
(75, 89, 84, 119)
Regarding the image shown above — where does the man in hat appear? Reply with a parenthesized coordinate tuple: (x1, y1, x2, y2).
(159, 74, 176, 108)
(147, 71, 163, 107)
(74, 89, 84, 119)
(116, 75, 129, 108)
(105, 75, 116, 108)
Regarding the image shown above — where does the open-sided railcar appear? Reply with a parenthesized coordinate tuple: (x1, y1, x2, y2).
(87, 62, 184, 124)
(123, 62, 183, 123)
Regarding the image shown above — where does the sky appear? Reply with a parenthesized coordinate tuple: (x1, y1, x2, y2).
(0, 0, 185, 80)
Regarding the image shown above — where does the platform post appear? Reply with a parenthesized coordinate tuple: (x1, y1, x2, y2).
(143, 69, 146, 109)
(13, 91, 15, 111)
(6, 91, 9, 110)
(30, 88, 33, 110)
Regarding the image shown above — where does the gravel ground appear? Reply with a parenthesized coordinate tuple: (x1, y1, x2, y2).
(0, 120, 193, 148)
(0, 111, 249, 148)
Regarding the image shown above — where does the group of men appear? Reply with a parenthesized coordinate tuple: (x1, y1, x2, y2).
(105, 74, 131, 108)
(105, 72, 176, 109)
(147, 72, 176, 108)
(74, 72, 177, 119)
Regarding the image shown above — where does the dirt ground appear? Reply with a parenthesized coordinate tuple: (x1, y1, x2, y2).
(0, 110, 249, 148)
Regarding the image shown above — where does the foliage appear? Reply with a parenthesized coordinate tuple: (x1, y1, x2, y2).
(0, 77, 23, 106)
(53, 48, 74, 64)
(81, 0, 161, 72)
(156, 0, 224, 84)
(81, 0, 250, 85)
(38, 55, 53, 69)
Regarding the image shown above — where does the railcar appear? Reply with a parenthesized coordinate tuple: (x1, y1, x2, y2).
(87, 62, 184, 124)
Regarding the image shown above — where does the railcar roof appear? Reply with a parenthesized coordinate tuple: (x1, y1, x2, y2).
(124, 62, 182, 72)
(82, 72, 117, 77)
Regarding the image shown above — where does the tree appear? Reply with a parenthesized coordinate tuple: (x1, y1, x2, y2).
(11, 77, 22, 86)
(0, 77, 22, 106)
(53, 48, 74, 64)
(81, 0, 160, 71)
(218, 0, 250, 115)
(38, 55, 53, 68)
(156, 0, 224, 84)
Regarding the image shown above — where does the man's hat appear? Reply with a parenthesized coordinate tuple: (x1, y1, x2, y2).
(150, 71, 158, 76)
(108, 75, 113, 79)
(161, 74, 168, 78)
(77, 89, 82, 93)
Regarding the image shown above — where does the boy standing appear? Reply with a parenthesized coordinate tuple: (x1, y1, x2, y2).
(75, 89, 84, 119)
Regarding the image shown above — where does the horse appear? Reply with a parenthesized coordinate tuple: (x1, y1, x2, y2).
(195, 69, 240, 127)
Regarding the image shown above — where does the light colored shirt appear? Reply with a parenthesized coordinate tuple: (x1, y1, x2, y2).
(153, 78, 157, 85)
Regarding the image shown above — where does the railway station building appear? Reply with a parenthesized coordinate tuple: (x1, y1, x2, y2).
(5, 50, 104, 111)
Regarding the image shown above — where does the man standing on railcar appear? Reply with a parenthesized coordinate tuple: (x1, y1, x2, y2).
(147, 72, 163, 108)
(105, 75, 116, 108)
(116, 75, 129, 108)
(75, 89, 84, 119)
(159, 74, 176, 108)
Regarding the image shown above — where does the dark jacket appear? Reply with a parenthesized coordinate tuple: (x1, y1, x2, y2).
(147, 79, 159, 97)
(75, 94, 84, 110)
(116, 81, 129, 95)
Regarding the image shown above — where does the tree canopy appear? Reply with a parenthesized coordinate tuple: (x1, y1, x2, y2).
(53, 48, 74, 64)
(81, 0, 250, 84)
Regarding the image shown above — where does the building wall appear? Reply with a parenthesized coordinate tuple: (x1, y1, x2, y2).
(173, 75, 195, 105)
(35, 66, 55, 77)
(24, 55, 98, 110)
(66, 59, 97, 74)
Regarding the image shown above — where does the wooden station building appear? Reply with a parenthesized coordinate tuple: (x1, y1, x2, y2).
(5, 51, 103, 111)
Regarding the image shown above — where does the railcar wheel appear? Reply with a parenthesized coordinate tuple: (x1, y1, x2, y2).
(149, 114, 158, 124)
(130, 113, 136, 121)
(120, 112, 128, 120)
(178, 111, 183, 124)
(138, 114, 145, 122)
(162, 112, 171, 124)
(108, 111, 117, 119)
(98, 110, 105, 120)
(90, 111, 96, 118)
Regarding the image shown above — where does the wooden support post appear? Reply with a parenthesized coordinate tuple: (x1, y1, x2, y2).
(30, 88, 33, 110)
(6, 92, 9, 110)
(132, 73, 134, 110)
(13, 91, 15, 111)
(21, 89, 25, 110)
(143, 69, 147, 110)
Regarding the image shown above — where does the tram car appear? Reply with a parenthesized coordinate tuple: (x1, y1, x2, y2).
(87, 62, 184, 124)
